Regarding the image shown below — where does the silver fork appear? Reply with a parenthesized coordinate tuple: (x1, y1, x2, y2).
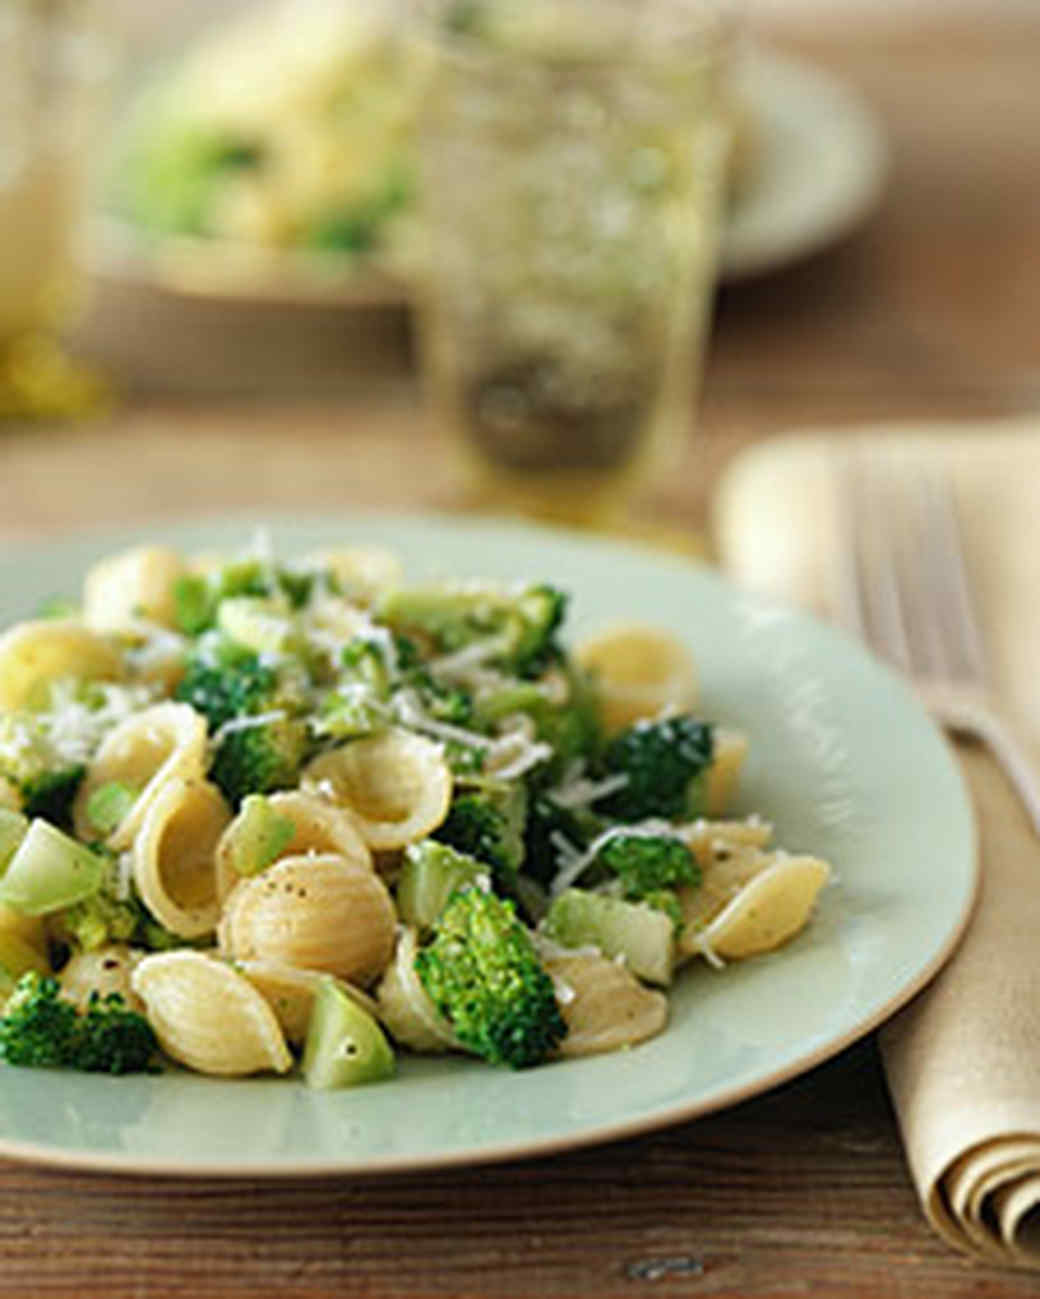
(832, 447, 1040, 835)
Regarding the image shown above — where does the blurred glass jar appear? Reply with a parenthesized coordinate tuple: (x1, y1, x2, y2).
(0, 0, 111, 416)
(410, 0, 735, 525)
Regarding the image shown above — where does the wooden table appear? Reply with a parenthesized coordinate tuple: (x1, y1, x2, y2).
(1, 16, 1039, 1298)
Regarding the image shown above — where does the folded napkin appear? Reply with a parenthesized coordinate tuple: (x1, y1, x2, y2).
(712, 418, 1040, 1268)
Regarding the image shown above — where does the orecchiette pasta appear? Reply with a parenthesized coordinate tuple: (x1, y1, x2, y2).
(83, 546, 185, 632)
(72, 701, 208, 849)
(214, 789, 370, 904)
(302, 729, 452, 851)
(0, 535, 832, 1092)
(0, 619, 123, 711)
(576, 623, 699, 733)
(218, 853, 396, 986)
(133, 778, 232, 938)
(131, 950, 293, 1076)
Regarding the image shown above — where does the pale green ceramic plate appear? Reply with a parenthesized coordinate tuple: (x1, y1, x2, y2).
(0, 513, 975, 1177)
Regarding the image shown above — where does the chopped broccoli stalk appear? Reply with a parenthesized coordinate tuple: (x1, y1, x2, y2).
(0, 972, 156, 1073)
(301, 977, 395, 1089)
(415, 888, 566, 1068)
(377, 581, 567, 678)
(172, 559, 272, 636)
(84, 781, 139, 837)
(217, 596, 296, 655)
(397, 840, 488, 931)
(596, 716, 714, 822)
(222, 794, 295, 877)
(541, 889, 676, 986)
(0, 820, 104, 915)
(594, 834, 700, 898)
(432, 782, 527, 895)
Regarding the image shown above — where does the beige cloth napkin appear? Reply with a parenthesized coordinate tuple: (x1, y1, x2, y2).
(712, 418, 1040, 1268)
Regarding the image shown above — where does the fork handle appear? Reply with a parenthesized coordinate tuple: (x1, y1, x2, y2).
(921, 688, 1040, 838)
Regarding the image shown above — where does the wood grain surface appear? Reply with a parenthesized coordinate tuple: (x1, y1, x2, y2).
(1, 15, 1039, 1298)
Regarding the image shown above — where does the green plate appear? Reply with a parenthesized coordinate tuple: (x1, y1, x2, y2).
(0, 512, 975, 1176)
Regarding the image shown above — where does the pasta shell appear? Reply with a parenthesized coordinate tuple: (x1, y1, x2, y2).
(238, 958, 378, 1046)
(133, 778, 232, 939)
(576, 623, 699, 733)
(0, 619, 123, 711)
(299, 546, 403, 603)
(544, 951, 668, 1057)
(131, 950, 292, 1077)
(0, 902, 47, 960)
(703, 728, 749, 817)
(676, 817, 774, 873)
(214, 790, 371, 904)
(59, 944, 143, 1013)
(675, 844, 773, 954)
(302, 730, 452, 851)
(374, 926, 457, 1053)
(72, 701, 208, 849)
(218, 853, 396, 987)
(680, 854, 830, 965)
(83, 546, 185, 632)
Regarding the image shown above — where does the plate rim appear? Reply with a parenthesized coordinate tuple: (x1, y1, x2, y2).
(0, 509, 976, 1179)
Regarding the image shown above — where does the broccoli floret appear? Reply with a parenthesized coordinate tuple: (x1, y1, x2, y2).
(0, 714, 83, 827)
(174, 637, 279, 727)
(415, 888, 566, 1068)
(377, 581, 567, 678)
(209, 715, 309, 808)
(0, 972, 156, 1074)
(433, 782, 527, 894)
(521, 792, 590, 888)
(473, 663, 602, 783)
(58, 889, 140, 953)
(594, 834, 700, 897)
(596, 716, 714, 822)
(174, 638, 310, 806)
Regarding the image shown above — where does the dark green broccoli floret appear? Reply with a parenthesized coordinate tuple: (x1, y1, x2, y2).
(208, 715, 309, 808)
(174, 638, 309, 806)
(20, 766, 85, 827)
(58, 889, 140, 953)
(0, 714, 83, 828)
(174, 638, 278, 727)
(0, 973, 156, 1074)
(433, 782, 527, 894)
(594, 834, 700, 897)
(521, 792, 590, 888)
(415, 888, 566, 1068)
(377, 581, 567, 678)
(596, 715, 714, 822)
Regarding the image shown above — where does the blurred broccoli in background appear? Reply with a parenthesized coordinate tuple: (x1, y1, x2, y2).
(415, 887, 566, 1069)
